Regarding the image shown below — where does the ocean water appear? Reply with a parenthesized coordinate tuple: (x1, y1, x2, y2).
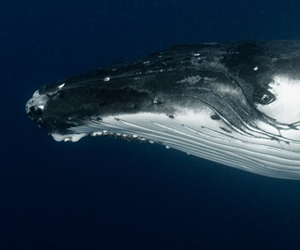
(1, 0, 300, 249)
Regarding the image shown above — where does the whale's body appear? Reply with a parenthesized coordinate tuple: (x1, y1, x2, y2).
(26, 40, 300, 180)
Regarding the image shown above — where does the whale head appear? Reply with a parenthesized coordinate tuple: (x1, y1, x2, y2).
(26, 40, 300, 180)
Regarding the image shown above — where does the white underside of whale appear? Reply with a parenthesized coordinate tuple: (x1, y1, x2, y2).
(51, 108, 300, 180)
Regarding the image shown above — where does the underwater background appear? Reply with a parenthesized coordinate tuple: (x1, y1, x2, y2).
(2, 0, 300, 249)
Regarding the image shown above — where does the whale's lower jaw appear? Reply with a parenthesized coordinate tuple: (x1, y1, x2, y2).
(49, 112, 300, 180)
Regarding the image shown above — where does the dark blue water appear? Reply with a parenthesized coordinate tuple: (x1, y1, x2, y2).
(2, 0, 300, 249)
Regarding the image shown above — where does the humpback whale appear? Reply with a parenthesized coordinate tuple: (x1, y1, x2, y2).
(26, 40, 300, 180)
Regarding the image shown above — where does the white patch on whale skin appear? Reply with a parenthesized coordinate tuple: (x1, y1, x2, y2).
(52, 133, 87, 142)
(51, 108, 300, 180)
(58, 83, 65, 89)
(25, 91, 49, 114)
(177, 75, 202, 85)
(257, 75, 300, 124)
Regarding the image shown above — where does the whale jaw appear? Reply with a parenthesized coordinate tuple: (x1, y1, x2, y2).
(41, 110, 300, 180)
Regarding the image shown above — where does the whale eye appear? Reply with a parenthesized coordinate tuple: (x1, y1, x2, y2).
(255, 91, 276, 105)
